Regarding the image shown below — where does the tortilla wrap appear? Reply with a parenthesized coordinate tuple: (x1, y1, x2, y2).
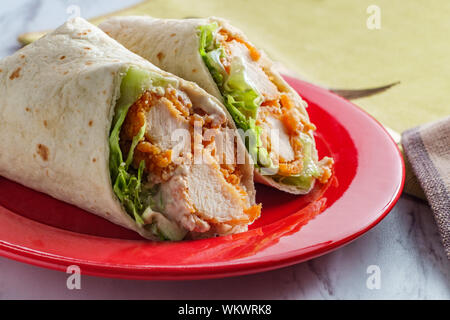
(0, 17, 258, 241)
(100, 16, 333, 195)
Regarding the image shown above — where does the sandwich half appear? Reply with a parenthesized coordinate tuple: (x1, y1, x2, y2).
(0, 17, 259, 240)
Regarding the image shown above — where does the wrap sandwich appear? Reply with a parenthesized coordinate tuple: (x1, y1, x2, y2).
(100, 16, 334, 195)
(0, 17, 260, 241)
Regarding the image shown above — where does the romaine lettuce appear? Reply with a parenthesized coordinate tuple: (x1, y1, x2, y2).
(109, 67, 150, 226)
(271, 134, 322, 191)
(199, 23, 226, 87)
(198, 24, 271, 168)
(223, 57, 262, 119)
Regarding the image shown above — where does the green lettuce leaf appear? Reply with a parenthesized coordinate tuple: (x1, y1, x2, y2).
(271, 133, 322, 191)
(109, 67, 150, 226)
(198, 24, 270, 168)
(199, 23, 226, 87)
(223, 57, 262, 120)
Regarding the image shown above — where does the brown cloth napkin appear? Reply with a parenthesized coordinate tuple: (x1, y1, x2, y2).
(402, 117, 450, 259)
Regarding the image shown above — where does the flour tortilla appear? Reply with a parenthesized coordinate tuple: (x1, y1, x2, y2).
(100, 16, 323, 194)
(0, 17, 255, 240)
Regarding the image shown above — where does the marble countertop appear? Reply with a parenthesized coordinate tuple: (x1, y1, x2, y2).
(0, 0, 449, 300)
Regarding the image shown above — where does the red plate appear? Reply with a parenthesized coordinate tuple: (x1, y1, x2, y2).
(0, 76, 404, 280)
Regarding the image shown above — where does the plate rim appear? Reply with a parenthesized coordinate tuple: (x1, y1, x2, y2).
(0, 76, 405, 280)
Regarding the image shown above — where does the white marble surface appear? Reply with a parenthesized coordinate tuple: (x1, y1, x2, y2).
(0, 0, 449, 300)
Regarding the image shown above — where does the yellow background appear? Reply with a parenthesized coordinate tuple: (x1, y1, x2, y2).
(89, 0, 450, 133)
